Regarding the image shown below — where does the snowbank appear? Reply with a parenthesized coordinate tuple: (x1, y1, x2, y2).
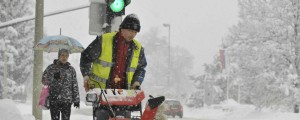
(0, 99, 34, 120)
(172, 99, 300, 120)
(3, 98, 299, 120)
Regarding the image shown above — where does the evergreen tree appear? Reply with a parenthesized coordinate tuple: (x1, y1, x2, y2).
(189, 0, 300, 110)
(0, 0, 34, 91)
(222, 0, 299, 109)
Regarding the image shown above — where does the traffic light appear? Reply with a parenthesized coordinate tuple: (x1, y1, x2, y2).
(106, 0, 131, 16)
(89, 0, 131, 35)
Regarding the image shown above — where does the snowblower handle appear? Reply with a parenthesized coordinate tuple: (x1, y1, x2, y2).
(99, 89, 145, 106)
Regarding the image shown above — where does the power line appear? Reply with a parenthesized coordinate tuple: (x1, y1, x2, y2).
(0, 4, 90, 29)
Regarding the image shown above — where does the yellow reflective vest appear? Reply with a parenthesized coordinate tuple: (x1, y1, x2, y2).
(90, 32, 142, 89)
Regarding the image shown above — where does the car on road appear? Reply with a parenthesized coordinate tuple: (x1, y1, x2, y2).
(163, 99, 183, 118)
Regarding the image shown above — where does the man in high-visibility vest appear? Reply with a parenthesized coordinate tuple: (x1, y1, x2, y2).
(80, 14, 147, 119)
(80, 13, 146, 91)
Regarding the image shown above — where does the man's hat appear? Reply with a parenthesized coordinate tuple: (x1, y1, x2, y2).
(119, 14, 141, 32)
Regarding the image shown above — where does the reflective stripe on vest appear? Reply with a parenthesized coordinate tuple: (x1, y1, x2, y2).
(90, 73, 106, 83)
(126, 40, 141, 89)
(90, 32, 142, 89)
(95, 59, 114, 67)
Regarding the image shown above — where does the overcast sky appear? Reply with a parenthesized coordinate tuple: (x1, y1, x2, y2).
(44, 0, 239, 74)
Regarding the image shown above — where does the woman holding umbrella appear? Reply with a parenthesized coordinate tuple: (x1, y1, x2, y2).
(41, 49, 80, 120)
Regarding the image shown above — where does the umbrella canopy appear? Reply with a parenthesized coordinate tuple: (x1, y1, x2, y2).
(34, 35, 84, 53)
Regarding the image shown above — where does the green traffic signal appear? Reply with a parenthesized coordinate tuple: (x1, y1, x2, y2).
(109, 0, 125, 12)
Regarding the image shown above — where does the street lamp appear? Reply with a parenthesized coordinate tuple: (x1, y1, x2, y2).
(163, 23, 171, 85)
(3, 38, 7, 99)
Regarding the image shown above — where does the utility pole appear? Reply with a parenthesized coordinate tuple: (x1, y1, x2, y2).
(32, 0, 44, 119)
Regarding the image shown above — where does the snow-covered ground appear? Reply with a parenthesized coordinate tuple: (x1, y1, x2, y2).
(1, 99, 300, 120)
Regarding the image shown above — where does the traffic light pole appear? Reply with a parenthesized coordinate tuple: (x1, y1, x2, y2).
(106, 16, 122, 33)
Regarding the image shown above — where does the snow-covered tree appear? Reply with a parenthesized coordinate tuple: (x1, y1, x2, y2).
(187, 0, 300, 110)
(0, 0, 34, 99)
(222, 0, 300, 110)
(188, 56, 225, 107)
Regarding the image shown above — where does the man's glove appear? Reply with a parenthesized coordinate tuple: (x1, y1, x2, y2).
(131, 81, 141, 90)
(74, 102, 80, 109)
(114, 75, 121, 83)
(83, 76, 90, 92)
(54, 72, 60, 79)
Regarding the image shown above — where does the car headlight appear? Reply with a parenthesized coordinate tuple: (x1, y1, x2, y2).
(86, 93, 98, 102)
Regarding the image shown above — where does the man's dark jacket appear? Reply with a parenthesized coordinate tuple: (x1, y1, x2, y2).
(80, 32, 147, 89)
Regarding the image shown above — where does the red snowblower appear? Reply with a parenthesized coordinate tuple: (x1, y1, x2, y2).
(86, 88, 165, 120)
